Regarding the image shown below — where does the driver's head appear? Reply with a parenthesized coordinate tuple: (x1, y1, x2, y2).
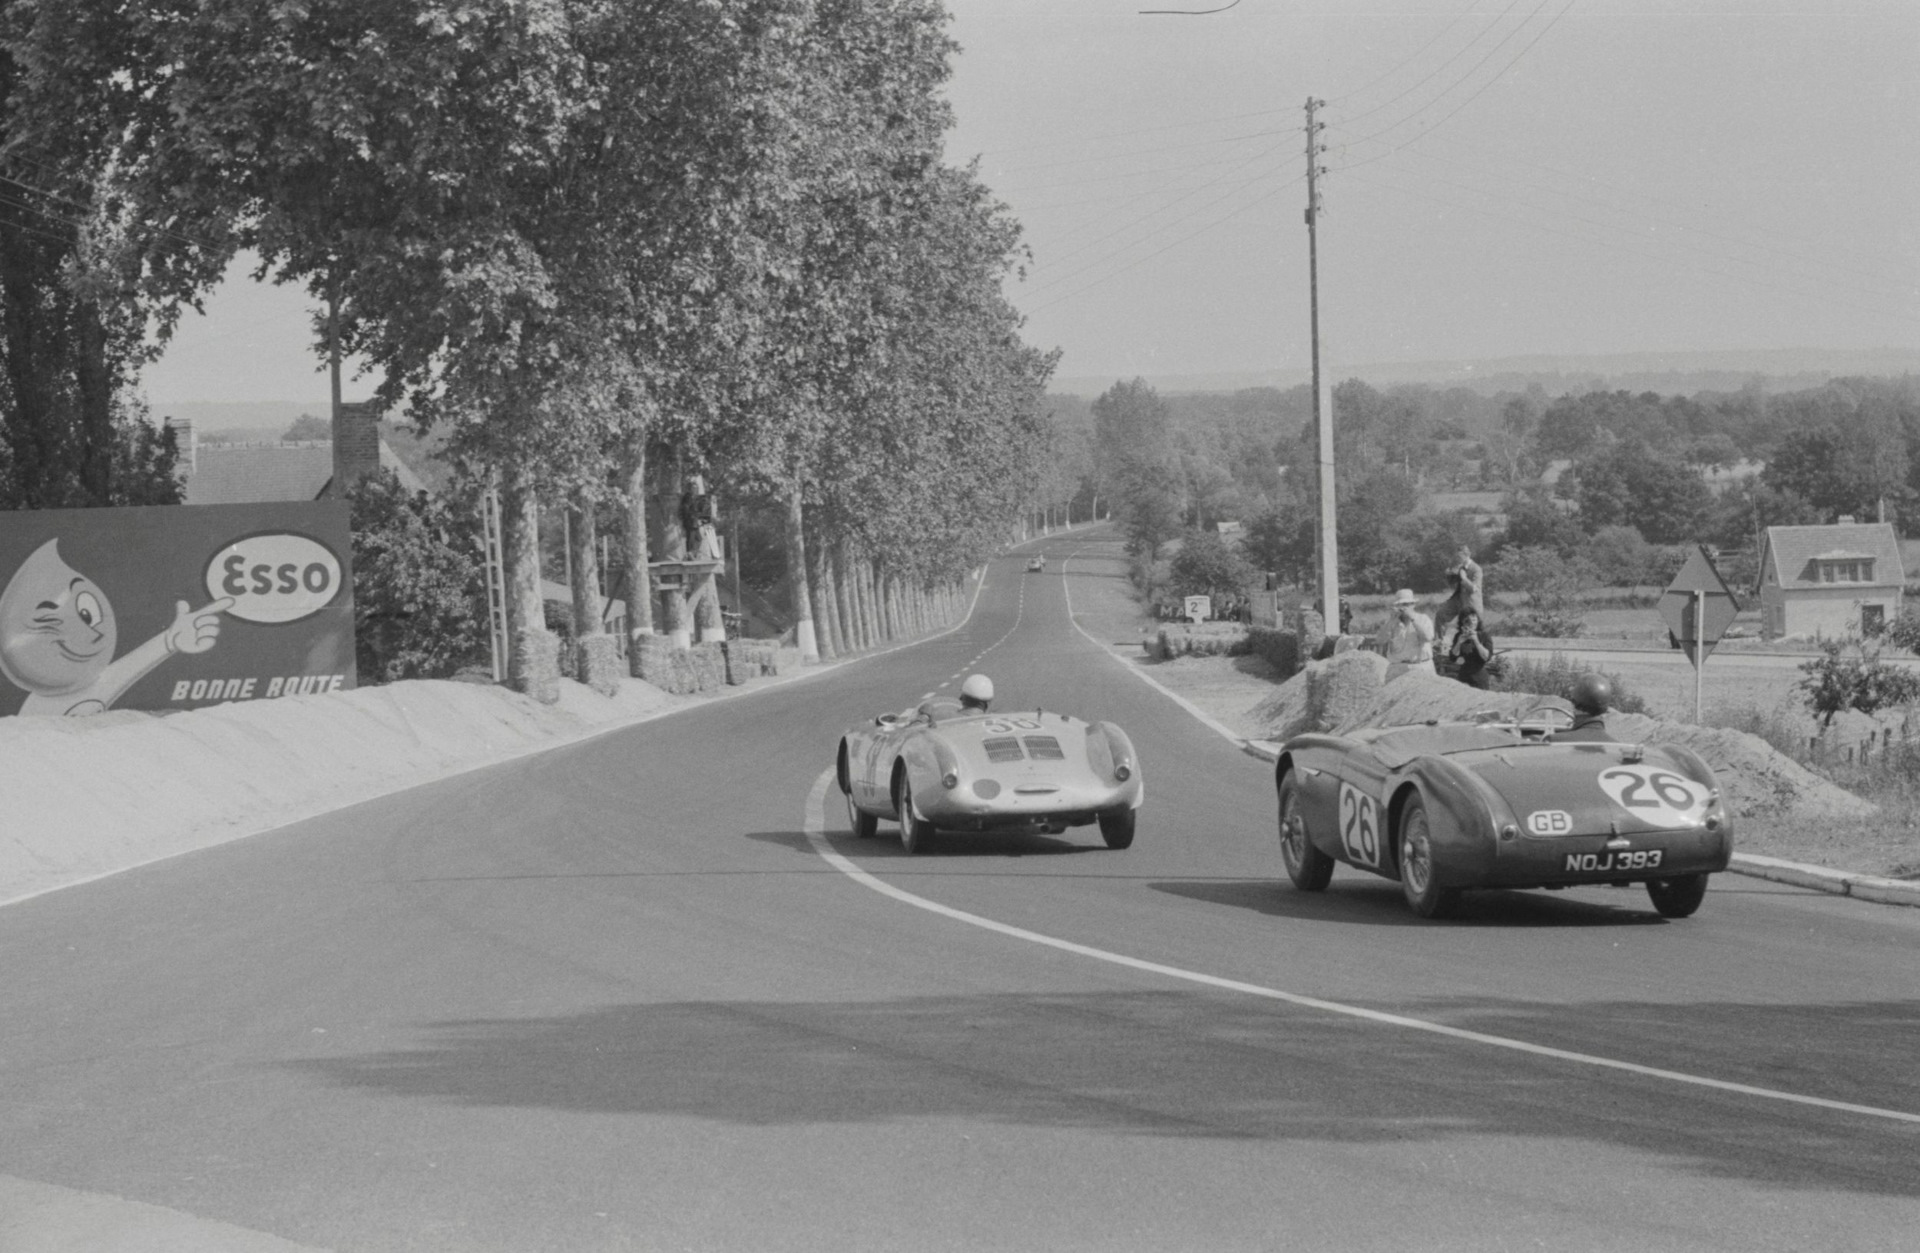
(959, 673, 994, 711)
(1570, 673, 1613, 715)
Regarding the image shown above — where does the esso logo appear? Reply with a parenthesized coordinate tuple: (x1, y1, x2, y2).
(204, 533, 343, 624)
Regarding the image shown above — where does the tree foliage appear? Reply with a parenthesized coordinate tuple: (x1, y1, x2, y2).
(1799, 641, 1920, 729)
(1167, 529, 1253, 602)
(345, 470, 487, 682)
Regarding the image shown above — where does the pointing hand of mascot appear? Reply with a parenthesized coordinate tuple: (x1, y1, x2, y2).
(166, 597, 234, 655)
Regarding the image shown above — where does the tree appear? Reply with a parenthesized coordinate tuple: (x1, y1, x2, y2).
(1566, 441, 1709, 544)
(283, 413, 330, 441)
(1167, 530, 1254, 602)
(1240, 501, 1316, 589)
(1492, 545, 1593, 638)
(1494, 487, 1585, 560)
(345, 470, 487, 682)
(1764, 423, 1908, 523)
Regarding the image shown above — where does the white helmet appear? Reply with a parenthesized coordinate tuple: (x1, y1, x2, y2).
(960, 674, 994, 706)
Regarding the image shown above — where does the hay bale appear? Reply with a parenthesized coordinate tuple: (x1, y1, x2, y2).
(1308, 651, 1388, 733)
(574, 636, 624, 698)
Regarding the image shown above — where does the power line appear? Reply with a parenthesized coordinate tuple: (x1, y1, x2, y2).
(1328, 0, 1575, 169)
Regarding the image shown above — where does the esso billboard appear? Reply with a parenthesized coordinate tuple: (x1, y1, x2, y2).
(0, 501, 355, 717)
(204, 533, 345, 624)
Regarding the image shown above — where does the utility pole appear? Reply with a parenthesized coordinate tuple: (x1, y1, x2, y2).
(1305, 97, 1339, 637)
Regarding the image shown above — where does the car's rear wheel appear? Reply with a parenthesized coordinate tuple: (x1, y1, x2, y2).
(895, 773, 936, 855)
(1098, 807, 1136, 850)
(1278, 773, 1333, 891)
(1646, 873, 1708, 918)
(846, 789, 879, 839)
(1397, 796, 1458, 919)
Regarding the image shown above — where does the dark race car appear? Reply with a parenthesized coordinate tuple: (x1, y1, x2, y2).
(1273, 705, 1733, 919)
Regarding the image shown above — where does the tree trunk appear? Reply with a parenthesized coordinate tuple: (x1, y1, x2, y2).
(832, 541, 858, 653)
(786, 481, 818, 661)
(622, 439, 653, 648)
(501, 469, 557, 702)
(808, 519, 839, 660)
(660, 448, 689, 648)
(75, 303, 112, 504)
(852, 553, 875, 649)
(568, 494, 602, 638)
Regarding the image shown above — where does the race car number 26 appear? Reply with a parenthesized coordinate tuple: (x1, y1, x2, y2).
(1338, 782, 1382, 868)
(1596, 765, 1709, 829)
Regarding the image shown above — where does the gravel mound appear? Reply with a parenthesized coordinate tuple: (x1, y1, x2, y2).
(1250, 657, 1872, 824)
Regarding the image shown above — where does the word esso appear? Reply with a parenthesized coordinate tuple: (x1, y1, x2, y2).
(203, 533, 344, 624)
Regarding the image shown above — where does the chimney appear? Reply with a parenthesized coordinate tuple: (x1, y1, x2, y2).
(1837, 515, 1856, 525)
(166, 417, 196, 474)
(332, 401, 382, 495)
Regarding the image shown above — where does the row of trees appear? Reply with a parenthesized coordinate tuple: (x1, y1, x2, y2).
(1, 1, 1055, 690)
(1076, 373, 1920, 609)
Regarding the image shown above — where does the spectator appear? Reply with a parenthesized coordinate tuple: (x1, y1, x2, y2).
(1434, 545, 1484, 638)
(1375, 588, 1436, 678)
(1448, 609, 1495, 689)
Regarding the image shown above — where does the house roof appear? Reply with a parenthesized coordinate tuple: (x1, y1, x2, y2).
(1761, 522, 1905, 590)
(183, 440, 426, 505)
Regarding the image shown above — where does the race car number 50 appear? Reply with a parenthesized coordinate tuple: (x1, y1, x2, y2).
(1596, 764, 1709, 828)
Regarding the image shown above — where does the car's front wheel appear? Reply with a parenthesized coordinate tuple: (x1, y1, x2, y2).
(1098, 807, 1136, 850)
(1646, 873, 1708, 918)
(1278, 773, 1333, 891)
(846, 790, 879, 839)
(1397, 796, 1458, 919)
(895, 773, 936, 855)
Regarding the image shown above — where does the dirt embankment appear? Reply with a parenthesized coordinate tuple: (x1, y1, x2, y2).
(1250, 652, 1873, 826)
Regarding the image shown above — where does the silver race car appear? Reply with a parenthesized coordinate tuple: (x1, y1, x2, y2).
(837, 700, 1143, 853)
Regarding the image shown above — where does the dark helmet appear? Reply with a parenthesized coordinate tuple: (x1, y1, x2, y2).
(1570, 673, 1613, 715)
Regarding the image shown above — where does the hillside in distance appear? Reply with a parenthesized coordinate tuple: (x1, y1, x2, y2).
(1052, 347, 1920, 399)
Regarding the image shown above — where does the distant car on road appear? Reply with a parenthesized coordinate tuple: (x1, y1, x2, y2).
(1273, 705, 1732, 918)
(1026, 555, 1046, 572)
(838, 701, 1142, 854)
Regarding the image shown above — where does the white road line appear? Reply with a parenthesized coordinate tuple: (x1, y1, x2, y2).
(803, 683, 1919, 1120)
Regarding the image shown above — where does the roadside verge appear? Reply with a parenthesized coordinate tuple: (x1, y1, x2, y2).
(1057, 537, 1920, 911)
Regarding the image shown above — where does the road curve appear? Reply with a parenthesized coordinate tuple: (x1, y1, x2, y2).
(2, 531, 1917, 1252)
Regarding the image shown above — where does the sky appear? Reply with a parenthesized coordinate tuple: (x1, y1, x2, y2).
(139, 0, 1919, 409)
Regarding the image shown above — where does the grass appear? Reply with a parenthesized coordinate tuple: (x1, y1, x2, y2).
(1486, 651, 1649, 714)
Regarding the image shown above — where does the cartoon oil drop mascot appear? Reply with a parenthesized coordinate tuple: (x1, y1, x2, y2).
(0, 538, 233, 716)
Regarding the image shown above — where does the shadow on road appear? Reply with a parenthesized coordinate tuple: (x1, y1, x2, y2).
(287, 988, 1920, 1199)
(744, 828, 1106, 859)
(1150, 878, 1672, 928)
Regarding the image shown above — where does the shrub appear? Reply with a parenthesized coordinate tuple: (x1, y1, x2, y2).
(1241, 626, 1302, 679)
(1487, 651, 1647, 714)
(346, 471, 489, 683)
(1798, 640, 1920, 728)
(1147, 626, 1246, 660)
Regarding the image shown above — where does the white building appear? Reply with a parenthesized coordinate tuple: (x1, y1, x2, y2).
(1756, 520, 1905, 639)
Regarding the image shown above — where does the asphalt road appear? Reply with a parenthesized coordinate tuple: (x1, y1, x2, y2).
(4, 532, 1919, 1252)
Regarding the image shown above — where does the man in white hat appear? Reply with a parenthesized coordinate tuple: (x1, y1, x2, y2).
(1376, 588, 1437, 677)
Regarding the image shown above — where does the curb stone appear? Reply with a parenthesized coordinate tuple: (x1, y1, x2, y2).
(1238, 740, 1920, 909)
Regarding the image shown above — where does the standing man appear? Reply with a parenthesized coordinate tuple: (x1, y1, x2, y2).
(1376, 588, 1437, 678)
(1434, 544, 1484, 638)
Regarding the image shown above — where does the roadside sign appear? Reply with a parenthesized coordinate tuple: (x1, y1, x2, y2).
(1184, 594, 1211, 622)
(1657, 546, 1740, 666)
(0, 501, 355, 717)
